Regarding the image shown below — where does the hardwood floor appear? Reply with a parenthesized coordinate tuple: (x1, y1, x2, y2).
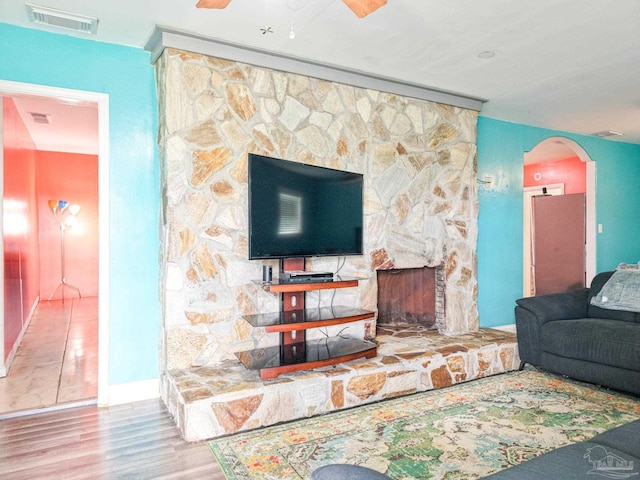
(0, 399, 225, 479)
(1, 299, 226, 478)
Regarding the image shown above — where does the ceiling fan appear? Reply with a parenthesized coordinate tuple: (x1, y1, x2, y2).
(196, 0, 387, 18)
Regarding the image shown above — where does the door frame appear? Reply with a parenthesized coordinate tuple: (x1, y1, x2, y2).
(0, 80, 109, 405)
(523, 137, 596, 297)
(523, 183, 565, 296)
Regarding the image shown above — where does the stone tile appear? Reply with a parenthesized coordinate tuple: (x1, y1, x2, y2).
(0, 297, 98, 415)
(14, 339, 66, 357)
(57, 382, 98, 403)
(10, 351, 65, 368)
(0, 363, 61, 412)
(60, 362, 99, 386)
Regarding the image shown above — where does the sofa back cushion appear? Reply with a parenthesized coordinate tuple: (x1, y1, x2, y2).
(588, 271, 639, 322)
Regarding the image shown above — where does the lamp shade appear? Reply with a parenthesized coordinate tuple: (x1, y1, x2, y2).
(69, 204, 81, 216)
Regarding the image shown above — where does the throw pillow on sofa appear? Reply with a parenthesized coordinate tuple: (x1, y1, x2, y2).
(590, 268, 640, 313)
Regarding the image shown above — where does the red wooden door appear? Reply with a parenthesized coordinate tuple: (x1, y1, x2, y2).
(532, 193, 586, 295)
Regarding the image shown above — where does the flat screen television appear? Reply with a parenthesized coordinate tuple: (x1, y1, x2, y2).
(248, 153, 363, 260)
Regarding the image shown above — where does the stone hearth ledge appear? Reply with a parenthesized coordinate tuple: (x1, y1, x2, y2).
(162, 327, 520, 442)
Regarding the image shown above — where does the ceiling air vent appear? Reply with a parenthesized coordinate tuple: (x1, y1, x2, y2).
(591, 130, 624, 138)
(26, 3, 98, 34)
(29, 112, 52, 125)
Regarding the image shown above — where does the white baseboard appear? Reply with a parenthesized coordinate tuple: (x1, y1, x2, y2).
(491, 324, 517, 334)
(106, 378, 160, 406)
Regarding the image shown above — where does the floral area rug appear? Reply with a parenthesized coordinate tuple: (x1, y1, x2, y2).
(208, 368, 640, 479)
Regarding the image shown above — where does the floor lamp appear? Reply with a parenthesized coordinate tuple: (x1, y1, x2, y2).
(48, 199, 82, 302)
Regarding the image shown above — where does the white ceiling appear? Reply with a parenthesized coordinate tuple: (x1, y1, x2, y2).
(2, 0, 640, 159)
(10, 96, 98, 155)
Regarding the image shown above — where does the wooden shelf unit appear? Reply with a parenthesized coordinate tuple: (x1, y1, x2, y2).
(235, 258, 377, 380)
(266, 278, 359, 293)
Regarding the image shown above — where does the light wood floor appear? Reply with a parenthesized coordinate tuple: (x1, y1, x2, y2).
(0, 398, 225, 479)
(1, 298, 225, 478)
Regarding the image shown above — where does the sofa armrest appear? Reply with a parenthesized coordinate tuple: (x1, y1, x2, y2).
(514, 288, 588, 365)
(515, 288, 589, 323)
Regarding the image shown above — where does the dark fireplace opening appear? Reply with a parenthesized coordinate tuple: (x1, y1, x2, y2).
(377, 266, 439, 329)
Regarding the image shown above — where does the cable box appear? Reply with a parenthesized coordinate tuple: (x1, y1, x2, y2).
(281, 270, 334, 283)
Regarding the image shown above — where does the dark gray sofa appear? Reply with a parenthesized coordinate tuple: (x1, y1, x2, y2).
(483, 419, 640, 479)
(515, 270, 640, 396)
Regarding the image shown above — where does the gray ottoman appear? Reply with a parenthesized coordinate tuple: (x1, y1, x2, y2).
(311, 464, 391, 479)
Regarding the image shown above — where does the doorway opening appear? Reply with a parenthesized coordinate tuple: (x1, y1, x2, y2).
(523, 137, 596, 297)
(0, 80, 109, 412)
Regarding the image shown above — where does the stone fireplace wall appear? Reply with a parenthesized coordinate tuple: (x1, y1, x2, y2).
(156, 48, 479, 372)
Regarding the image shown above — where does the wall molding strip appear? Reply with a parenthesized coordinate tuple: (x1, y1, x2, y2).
(144, 26, 485, 112)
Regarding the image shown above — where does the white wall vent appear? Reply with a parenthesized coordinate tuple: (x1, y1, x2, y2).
(591, 130, 624, 138)
(26, 3, 98, 34)
(29, 112, 53, 125)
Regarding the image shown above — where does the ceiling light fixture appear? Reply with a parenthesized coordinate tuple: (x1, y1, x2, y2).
(26, 3, 98, 34)
(477, 50, 497, 59)
(259, 0, 273, 35)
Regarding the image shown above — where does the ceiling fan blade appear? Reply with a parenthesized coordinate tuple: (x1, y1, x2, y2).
(196, 0, 233, 9)
(195, 0, 386, 18)
(342, 0, 387, 18)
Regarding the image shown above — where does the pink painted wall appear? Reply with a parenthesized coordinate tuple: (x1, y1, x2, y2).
(524, 156, 587, 194)
(3, 98, 40, 361)
(36, 151, 99, 299)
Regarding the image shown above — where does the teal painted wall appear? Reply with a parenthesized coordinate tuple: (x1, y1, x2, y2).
(477, 117, 640, 327)
(3, 22, 638, 376)
(0, 23, 160, 385)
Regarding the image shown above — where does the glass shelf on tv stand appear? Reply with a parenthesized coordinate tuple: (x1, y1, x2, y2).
(235, 335, 377, 380)
(238, 273, 376, 380)
(244, 306, 375, 333)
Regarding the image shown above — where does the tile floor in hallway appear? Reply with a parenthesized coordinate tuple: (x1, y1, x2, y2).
(0, 296, 98, 415)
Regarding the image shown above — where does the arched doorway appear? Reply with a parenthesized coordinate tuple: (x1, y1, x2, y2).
(523, 137, 596, 296)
